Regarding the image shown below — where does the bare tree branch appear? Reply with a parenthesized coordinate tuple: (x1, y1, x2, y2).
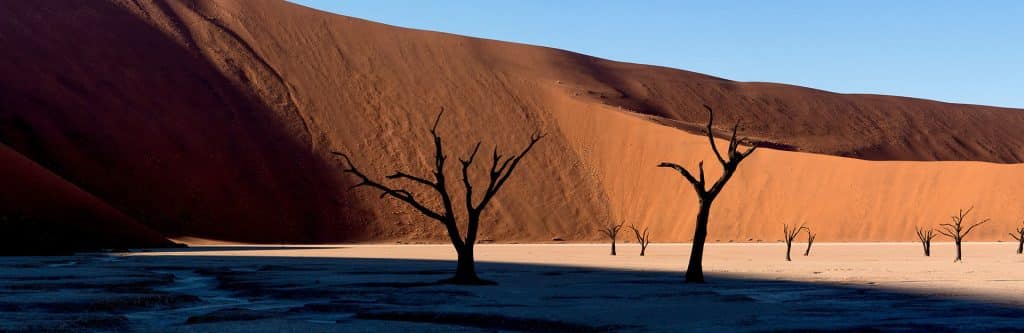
(1012, 221, 1024, 254)
(333, 109, 544, 284)
(962, 219, 990, 238)
(476, 132, 545, 211)
(386, 171, 436, 188)
(783, 223, 807, 261)
(660, 105, 759, 282)
(459, 142, 482, 216)
(629, 224, 652, 256)
(656, 162, 706, 197)
(599, 221, 625, 255)
(739, 145, 758, 159)
(803, 228, 816, 256)
(703, 105, 727, 166)
(332, 152, 445, 221)
(915, 225, 937, 256)
(937, 206, 988, 262)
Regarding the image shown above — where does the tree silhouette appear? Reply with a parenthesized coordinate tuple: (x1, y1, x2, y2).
(915, 226, 936, 256)
(936, 207, 989, 263)
(1009, 221, 1024, 254)
(599, 222, 624, 255)
(333, 110, 544, 284)
(628, 224, 652, 256)
(658, 105, 758, 283)
(803, 228, 816, 256)
(783, 223, 806, 261)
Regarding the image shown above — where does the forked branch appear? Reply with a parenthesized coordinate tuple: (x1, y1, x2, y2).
(629, 224, 652, 256)
(657, 105, 757, 199)
(783, 223, 807, 261)
(332, 152, 445, 222)
(915, 225, 937, 256)
(937, 206, 989, 262)
(599, 221, 625, 256)
(803, 228, 816, 256)
(332, 109, 545, 284)
(658, 105, 759, 283)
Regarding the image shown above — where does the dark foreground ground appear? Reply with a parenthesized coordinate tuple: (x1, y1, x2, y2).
(1, 245, 1024, 332)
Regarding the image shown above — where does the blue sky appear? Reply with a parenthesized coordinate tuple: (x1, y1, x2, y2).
(290, 1, 1023, 108)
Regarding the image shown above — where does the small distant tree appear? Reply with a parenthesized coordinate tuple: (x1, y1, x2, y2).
(628, 224, 652, 256)
(658, 105, 758, 283)
(915, 226, 936, 256)
(599, 222, 624, 255)
(334, 110, 544, 284)
(1009, 221, 1024, 254)
(936, 207, 989, 263)
(803, 228, 816, 256)
(783, 223, 806, 261)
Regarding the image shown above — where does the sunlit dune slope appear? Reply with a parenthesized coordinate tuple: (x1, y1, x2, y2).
(0, 0, 1022, 248)
(550, 93, 1024, 242)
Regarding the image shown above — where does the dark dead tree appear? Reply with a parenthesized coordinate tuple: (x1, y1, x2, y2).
(599, 222, 624, 255)
(803, 228, 816, 256)
(333, 110, 544, 285)
(1009, 221, 1024, 254)
(629, 224, 652, 256)
(658, 105, 758, 283)
(915, 226, 936, 256)
(936, 207, 989, 263)
(783, 223, 806, 261)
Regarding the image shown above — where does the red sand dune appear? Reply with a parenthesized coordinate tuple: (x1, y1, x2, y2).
(1, 0, 1023, 250)
(0, 143, 172, 253)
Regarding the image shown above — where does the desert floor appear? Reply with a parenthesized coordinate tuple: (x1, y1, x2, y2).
(2, 242, 1024, 332)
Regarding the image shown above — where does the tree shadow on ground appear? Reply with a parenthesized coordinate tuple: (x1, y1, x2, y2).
(1, 251, 1022, 332)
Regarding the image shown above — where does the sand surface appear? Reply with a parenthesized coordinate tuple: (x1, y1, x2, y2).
(144, 242, 1024, 305)
(3, 243, 1024, 331)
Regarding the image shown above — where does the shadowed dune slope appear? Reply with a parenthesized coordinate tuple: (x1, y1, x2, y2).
(1, 0, 1022, 248)
(0, 0, 368, 244)
(0, 143, 173, 253)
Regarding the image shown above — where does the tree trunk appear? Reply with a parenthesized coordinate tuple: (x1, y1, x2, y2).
(954, 240, 962, 262)
(785, 243, 792, 261)
(455, 246, 478, 280)
(1017, 239, 1023, 254)
(923, 241, 930, 256)
(611, 240, 616, 256)
(448, 245, 487, 284)
(803, 242, 812, 256)
(640, 245, 646, 256)
(685, 205, 710, 283)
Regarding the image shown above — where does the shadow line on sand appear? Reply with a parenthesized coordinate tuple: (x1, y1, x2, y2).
(128, 246, 346, 253)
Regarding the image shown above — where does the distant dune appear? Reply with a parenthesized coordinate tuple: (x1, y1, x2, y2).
(1, 0, 1022, 251)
